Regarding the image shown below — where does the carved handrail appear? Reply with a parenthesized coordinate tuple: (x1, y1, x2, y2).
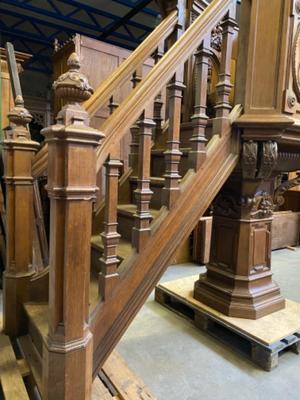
(96, 0, 234, 172)
(31, 11, 178, 178)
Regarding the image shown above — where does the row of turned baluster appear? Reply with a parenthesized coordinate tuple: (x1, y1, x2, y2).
(99, 7, 236, 300)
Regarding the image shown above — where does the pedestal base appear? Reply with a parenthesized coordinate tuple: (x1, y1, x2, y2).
(194, 268, 285, 319)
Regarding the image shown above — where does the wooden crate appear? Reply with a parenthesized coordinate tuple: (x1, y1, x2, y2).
(155, 276, 300, 371)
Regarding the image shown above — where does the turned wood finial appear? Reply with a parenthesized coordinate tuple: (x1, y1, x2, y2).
(8, 95, 32, 126)
(53, 52, 93, 103)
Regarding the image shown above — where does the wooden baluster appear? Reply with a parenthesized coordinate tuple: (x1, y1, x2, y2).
(188, 35, 212, 170)
(132, 107, 155, 252)
(33, 179, 49, 268)
(42, 53, 103, 400)
(152, 42, 164, 147)
(99, 96, 122, 299)
(99, 154, 122, 299)
(213, 4, 237, 135)
(129, 66, 143, 174)
(3, 95, 39, 336)
(108, 95, 119, 115)
(162, 0, 186, 208)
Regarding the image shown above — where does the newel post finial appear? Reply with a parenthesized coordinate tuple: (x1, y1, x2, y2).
(42, 52, 103, 400)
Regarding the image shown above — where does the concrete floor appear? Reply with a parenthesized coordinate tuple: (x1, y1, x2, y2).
(117, 248, 300, 400)
(0, 248, 299, 399)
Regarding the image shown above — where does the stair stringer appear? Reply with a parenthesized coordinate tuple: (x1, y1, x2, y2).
(90, 128, 241, 375)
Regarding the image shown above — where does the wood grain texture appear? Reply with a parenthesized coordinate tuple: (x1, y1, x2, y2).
(0, 334, 29, 400)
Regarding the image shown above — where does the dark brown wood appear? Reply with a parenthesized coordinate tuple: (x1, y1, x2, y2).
(188, 35, 211, 170)
(162, 0, 186, 208)
(42, 53, 103, 400)
(129, 65, 143, 175)
(192, 216, 213, 264)
(194, 141, 285, 319)
(132, 108, 155, 251)
(212, 4, 237, 135)
(99, 156, 123, 300)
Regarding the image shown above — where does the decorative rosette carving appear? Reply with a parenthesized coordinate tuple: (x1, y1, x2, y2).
(53, 52, 93, 103)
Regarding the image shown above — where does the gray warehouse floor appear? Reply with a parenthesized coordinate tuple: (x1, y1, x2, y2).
(117, 248, 300, 400)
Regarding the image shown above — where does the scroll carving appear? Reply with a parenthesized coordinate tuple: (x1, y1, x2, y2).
(274, 173, 300, 210)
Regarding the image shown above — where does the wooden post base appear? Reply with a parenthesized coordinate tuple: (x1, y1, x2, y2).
(194, 270, 285, 319)
(3, 271, 35, 336)
(42, 333, 93, 400)
(194, 214, 285, 319)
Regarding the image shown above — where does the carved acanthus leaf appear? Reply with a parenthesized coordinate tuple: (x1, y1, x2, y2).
(257, 141, 278, 179)
(242, 141, 258, 179)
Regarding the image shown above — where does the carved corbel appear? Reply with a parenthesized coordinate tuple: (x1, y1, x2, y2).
(242, 140, 258, 179)
(257, 141, 278, 179)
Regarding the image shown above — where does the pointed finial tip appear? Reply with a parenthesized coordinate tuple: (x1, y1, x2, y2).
(67, 52, 80, 70)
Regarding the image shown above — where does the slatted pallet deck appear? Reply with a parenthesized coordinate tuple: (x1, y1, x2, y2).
(155, 275, 300, 371)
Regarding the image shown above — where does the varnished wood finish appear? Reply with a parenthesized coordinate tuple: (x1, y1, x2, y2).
(188, 35, 211, 170)
(91, 105, 242, 372)
(41, 54, 103, 400)
(132, 109, 155, 251)
(162, 0, 186, 208)
(99, 157, 123, 299)
(3, 59, 39, 337)
(212, 4, 237, 135)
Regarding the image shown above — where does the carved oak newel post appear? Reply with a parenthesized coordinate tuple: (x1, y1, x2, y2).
(42, 53, 103, 399)
(3, 96, 39, 336)
(194, 141, 285, 319)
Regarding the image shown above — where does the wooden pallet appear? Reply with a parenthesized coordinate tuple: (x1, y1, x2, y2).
(155, 276, 300, 371)
(0, 332, 156, 400)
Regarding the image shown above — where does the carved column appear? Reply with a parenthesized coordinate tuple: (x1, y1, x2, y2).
(194, 141, 285, 319)
(42, 53, 103, 399)
(3, 95, 39, 336)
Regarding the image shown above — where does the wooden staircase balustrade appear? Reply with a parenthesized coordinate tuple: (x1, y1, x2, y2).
(91, 105, 242, 373)
(95, 0, 234, 174)
(31, 10, 178, 179)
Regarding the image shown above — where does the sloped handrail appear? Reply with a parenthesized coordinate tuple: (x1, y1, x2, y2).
(96, 0, 233, 172)
(31, 10, 178, 178)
